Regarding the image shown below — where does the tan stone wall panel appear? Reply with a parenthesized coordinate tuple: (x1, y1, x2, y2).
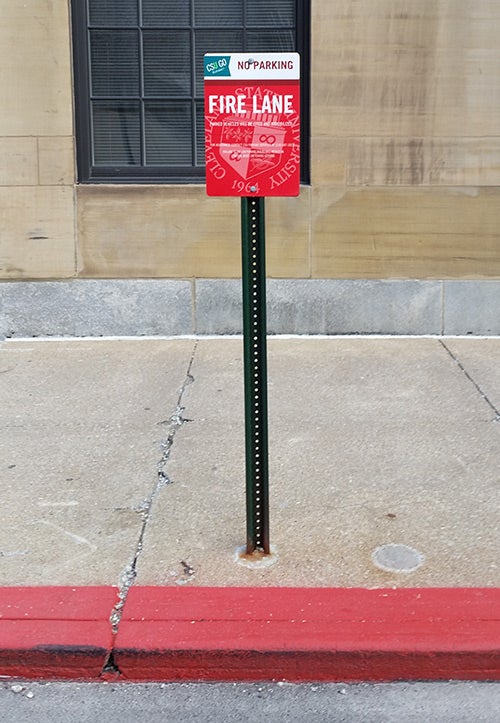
(348, 138, 500, 187)
(0, 187, 75, 278)
(0, 1, 73, 136)
(0, 138, 38, 186)
(38, 137, 75, 186)
(77, 187, 310, 279)
(312, 0, 500, 138)
(311, 138, 348, 186)
(266, 189, 311, 278)
(312, 187, 500, 279)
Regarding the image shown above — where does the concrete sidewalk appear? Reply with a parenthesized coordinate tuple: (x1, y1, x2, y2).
(1, 336, 499, 681)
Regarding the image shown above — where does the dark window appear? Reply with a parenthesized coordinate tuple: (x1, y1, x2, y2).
(72, 0, 310, 183)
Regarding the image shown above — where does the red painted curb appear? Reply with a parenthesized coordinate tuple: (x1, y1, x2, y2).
(115, 587, 500, 682)
(0, 587, 116, 679)
(1, 587, 499, 682)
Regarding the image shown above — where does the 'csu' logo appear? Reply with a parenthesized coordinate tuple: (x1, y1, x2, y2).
(204, 56, 230, 77)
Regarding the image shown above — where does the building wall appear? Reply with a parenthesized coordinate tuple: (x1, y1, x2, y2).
(1, 0, 500, 284)
(0, 0, 75, 279)
(311, 0, 500, 279)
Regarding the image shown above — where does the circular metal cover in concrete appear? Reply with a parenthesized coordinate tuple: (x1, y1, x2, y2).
(372, 544, 425, 573)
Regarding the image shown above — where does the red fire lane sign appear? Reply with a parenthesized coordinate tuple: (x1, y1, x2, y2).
(204, 53, 300, 197)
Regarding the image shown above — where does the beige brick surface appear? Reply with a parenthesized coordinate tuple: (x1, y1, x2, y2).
(38, 137, 75, 186)
(0, 138, 38, 186)
(0, 1, 73, 136)
(77, 186, 310, 279)
(311, 186, 500, 279)
(0, 187, 75, 278)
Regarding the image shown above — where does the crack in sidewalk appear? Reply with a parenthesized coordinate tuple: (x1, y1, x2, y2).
(439, 340, 500, 421)
(107, 342, 198, 650)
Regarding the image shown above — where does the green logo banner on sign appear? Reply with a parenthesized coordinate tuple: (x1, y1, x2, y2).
(204, 56, 231, 78)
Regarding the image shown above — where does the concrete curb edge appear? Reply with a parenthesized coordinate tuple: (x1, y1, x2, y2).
(1, 587, 499, 683)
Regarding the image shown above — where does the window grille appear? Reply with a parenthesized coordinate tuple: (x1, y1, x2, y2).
(72, 0, 309, 183)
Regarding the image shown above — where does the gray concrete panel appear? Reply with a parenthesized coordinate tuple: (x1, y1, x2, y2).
(267, 279, 442, 335)
(443, 337, 500, 416)
(0, 280, 194, 338)
(195, 279, 443, 335)
(0, 339, 195, 585)
(6, 278, 500, 337)
(2, 336, 500, 589)
(444, 281, 500, 335)
(195, 279, 242, 334)
(135, 337, 500, 587)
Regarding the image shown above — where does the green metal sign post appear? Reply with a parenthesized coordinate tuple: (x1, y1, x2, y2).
(241, 197, 270, 555)
(204, 52, 300, 560)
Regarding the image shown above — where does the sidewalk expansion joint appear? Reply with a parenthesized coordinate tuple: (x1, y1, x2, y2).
(439, 340, 500, 421)
(108, 342, 198, 639)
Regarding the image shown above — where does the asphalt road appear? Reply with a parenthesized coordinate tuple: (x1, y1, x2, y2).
(1, 681, 500, 722)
